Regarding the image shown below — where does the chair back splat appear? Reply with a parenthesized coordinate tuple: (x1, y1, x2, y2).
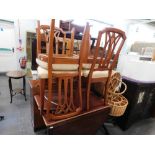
(36, 20, 74, 57)
(36, 21, 50, 57)
(84, 27, 126, 110)
(54, 27, 74, 56)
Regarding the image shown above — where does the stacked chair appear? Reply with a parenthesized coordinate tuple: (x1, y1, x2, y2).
(35, 19, 82, 121)
(34, 19, 127, 134)
(36, 20, 75, 57)
(82, 28, 126, 110)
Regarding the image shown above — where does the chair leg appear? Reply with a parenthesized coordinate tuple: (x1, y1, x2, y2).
(86, 84, 91, 110)
(78, 77, 82, 109)
(104, 80, 110, 105)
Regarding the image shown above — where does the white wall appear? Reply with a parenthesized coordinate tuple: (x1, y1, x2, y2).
(113, 20, 130, 53)
(0, 28, 15, 48)
(125, 23, 155, 52)
(14, 20, 37, 51)
(0, 20, 17, 72)
(13, 19, 37, 70)
(0, 19, 38, 72)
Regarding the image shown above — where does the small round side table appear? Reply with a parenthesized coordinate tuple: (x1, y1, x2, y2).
(6, 70, 27, 103)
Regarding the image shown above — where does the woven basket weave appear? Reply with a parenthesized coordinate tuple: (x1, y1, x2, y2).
(108, 93, 128, 117)
(107, 77, 128, 117)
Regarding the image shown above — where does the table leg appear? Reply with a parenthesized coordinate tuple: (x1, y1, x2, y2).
(23, 76, 27, 101)
(8, 77, 12, 103)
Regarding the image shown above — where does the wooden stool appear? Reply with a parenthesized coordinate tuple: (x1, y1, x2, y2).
(6, 70, 27, 103)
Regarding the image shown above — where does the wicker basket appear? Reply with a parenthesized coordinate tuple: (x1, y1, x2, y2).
(107, 78, 128, 117)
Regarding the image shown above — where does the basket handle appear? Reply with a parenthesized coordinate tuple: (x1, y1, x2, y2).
(108, 78, 127, 95)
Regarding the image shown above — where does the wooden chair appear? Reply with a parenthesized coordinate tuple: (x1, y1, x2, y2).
(33, 20, 111, 134)
(36, 20, 74, 57)
(36, 21, 50, 57)
(36, 20, 76, 72)
(82, 27, 126, 110)
(35, 19, 91, 122)
(54, 27, 74, 56)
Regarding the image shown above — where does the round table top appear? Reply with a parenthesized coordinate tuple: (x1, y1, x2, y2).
(6, 70, 26, 78)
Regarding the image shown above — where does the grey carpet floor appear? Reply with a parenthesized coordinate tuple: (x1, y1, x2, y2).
(1, 74, 155, 135)
(0, 74, 35, 135)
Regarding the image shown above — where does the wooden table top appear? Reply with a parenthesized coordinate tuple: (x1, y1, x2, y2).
(6, 70, 26, 78)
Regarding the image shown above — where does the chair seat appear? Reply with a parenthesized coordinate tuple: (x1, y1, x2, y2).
(82, 70, 116, 78)
(82, 63, 99, 70)
(36, 58, 79, 71)
(36, 58, 100, 71)
(37, 66, 79, 79)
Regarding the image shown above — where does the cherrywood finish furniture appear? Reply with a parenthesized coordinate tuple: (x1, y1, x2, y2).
(29, 79, 110, 134)
(31, 20, 95, 70)
(40, 102, 110, 135)
(33, 19, 113, 134)
(36, 19, 90, 122)
(34, 19, 118, 134)
(6, 71, 27, 103)
(36, 22, 50, 57)
(82, 28, 126, 110)
(37, 20, 75, 57)
(34, 19, 111, 134)
(29, 80, 46, 131)
(54, 27, 74, 56)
